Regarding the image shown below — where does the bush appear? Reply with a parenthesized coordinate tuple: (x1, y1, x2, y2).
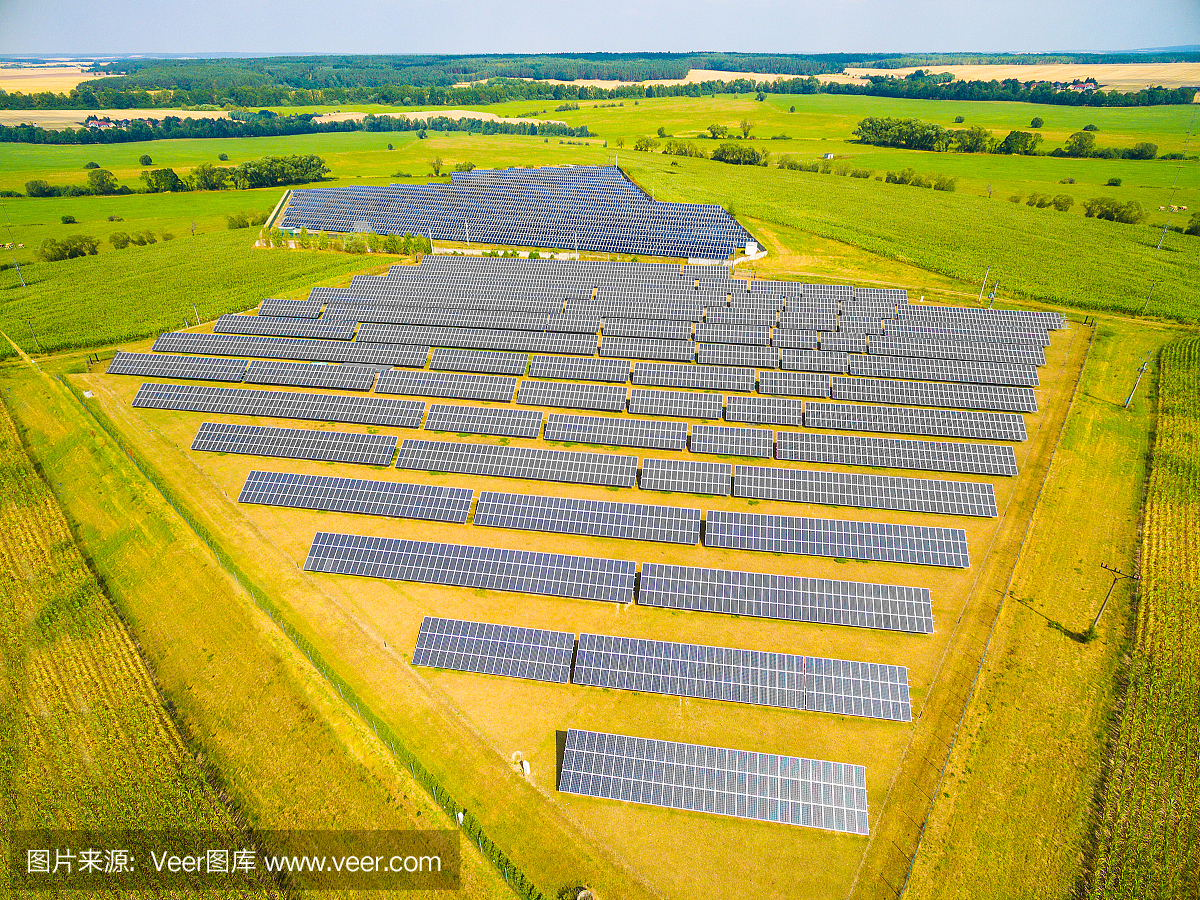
(1052, 194, 1074, 212)
(453, 161, 476, 172)
(1008, 194, 1023, 203)
(25, 179, 57, 197)
(1027, 193, 1052, 208)
(218, 152, 229, 161)
(789, 105, 795, 113)
(139, 154, 153, 166)
(953, 115, 965, 123)
(225, 209, 270, 230)
(712, 142, 768, 166)
(850, 168, 871, 178)
(933, 175, 957, 192)
(84, 161, 99, 169)
(1128, 141, 1158, 160)
(38, 235, 99, 261)
(1185, 211, 1200, 236)
(387, 143, 393, 150)
(0, 189, 21, 198)
(61, 215, 77, 224)
(107, 214, 123, 221)
(1059, 177, 1076, 184)
(656, 126, 667, 137)
(161, 232, 175, 241)
(109, 231, 131, 249)
(633, 136, 660, 151)
(554, 102, 579, 112)
(1106, 177, 1122, 186)
(1083, 197, 1146, 224)
(778, 156, 818, 172)
(1083, 123, 1098, 131)
(1030, 117, 1044, 128)
(129, 230, 158, 246)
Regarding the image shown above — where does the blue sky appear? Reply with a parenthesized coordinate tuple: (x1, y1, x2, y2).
(1, 0, 1197, 56)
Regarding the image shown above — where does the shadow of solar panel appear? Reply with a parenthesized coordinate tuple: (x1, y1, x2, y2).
(431, 349, 530, 375)
(107, 351, 248, 382)
(632, 363, 754, 392)
(628, 389, 723, 419)
(214, 314, 356, 340)
(869, 336, 1045, 366)
(529, 355, 631, 383)
(238, 470, 473, 522)
(413, 616, 575, 683)
(377, 370, 517, 402)
(688, 424, 774, 458)
(804, 657, 911, 722)
(397, 438, 637, 487)
(152, 331, 429, 366)
(244, 360, 377, 391)
(423, 404, 543, 438)
(260, 297, 323, 318)
(303, 532, 636, 602)
(804, 401, 1027, 441)
(831, 376, 1037, 413)
(847, 354, 1039, 386)
(758, 371, 831, 398)
(776, 431, 1019, 477)
(697, 344, 777, 368)
(725, 395, 806, 426)
(544, 414, 687, 450)
(637, 562, 934, 633)
(601, 336, 694, 362)
(773, 329, 821, 350)
(473, 491, 700, 544)
(558, 728, 870, 835)
(703, 509, 970, 567)
(516, 379, 627, 411)
(191, 422, 397, 466)
(780, 349, 849, 374)
(732, 465, 999, 517)
(640, 458, 732, 495)
(132, 383, 425, 428)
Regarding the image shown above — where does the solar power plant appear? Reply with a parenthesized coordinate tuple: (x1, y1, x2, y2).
(473, 490, 701, 544)
(772, 329, 821, 350)
(725, 395, 806, 426)
(238, 469, 474, 523)
(640, 457, 733, 495)
(545, 315, 605, 334)
(544, 414, 689, 450)
(705, 308, 776, 326)
(894, 305, 1064, 329)
(516, 379, 627, 412)
(422, 404, 543, 438)
(697, 344, 778, 368)
(529, 355, 631, 383)
(831, 376, 1038, 413)
(572, 633, 911, 722)
(695, 323, 772, 345)
(885, 323, 1050, 348)
(776, 431, 1019, 477)
(602, 319, 693, 340)
(356, 324, 598, 356)
(412, 616, 575, 684)
(558, 728, 870, 835)
(578, 303, 703, 322)
(152, 331, 429, 367)
(213, 314, 357, 340)
(632, 362, 755, 392)
(733, 465, 999, 517)
(191, 421, 398, 466)
(779, 315, 839, 332)
(397, 438, 638, 487)
(430, 348, 531, 376)
(780, 349, 849, 374)
(757, 371, 831, 398)
(601, 336, 695, 362)
(869, 336, 1045, 366)
(280, 165, 752, 259)
(346, 309, 561, 332)
(848, 354, 1040, 387)
(627, 388, 724, 419)
(107, 351, 248, 382)
(804, 401, 1028, 442)
(704, 510, 971, 567)
(800, 283, 854, 301)
(243, 360, 378, 391)
(638, 562, 934, 633)
(303, 532, 637, 603)
(259, 297, 324, 318)
(376, 370, 518, 402)
(854, 287, 908, 303)
(689, 424, 775, 457)
(132, 383, 426, 428)
(819, 333, 869, 353)
(838, 316, 886, 334)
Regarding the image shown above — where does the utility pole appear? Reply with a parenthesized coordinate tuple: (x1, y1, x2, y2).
(26, 320, 39, 352)
(1124, 357, 1150, 409)
(1156, 221, 1170, 251)
(988, 280, 1000, 309)
(1141, 281, 1159, 315)
(1091, 563, 1140, 633)
(976, 266, 990, 305)
(193, 303, 200, 327)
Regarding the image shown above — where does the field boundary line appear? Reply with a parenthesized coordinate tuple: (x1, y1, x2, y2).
(896, 320, 1097, 897)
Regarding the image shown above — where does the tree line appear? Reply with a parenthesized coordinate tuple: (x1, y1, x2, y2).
(853, 116, 1162, 158)
(24, 154, 329, 197)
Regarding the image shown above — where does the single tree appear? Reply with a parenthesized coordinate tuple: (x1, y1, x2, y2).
(139, 154, 153, 166)
(739, 118, 753, 139)
(61, 214, 76, 224)
(1065, 131, 1097, 157)
(86, 168, 119, 195)
(429, 157, 444, 176)
(1030, 117, 1044, 128)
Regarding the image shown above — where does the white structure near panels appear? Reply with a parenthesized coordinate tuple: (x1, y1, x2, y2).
(632, 362, 755, 392)
(757, 371, 831, 398)
(152, 331, 428, 366)
(848, 354, 1039, 387)
(473, 491, 701, 544)
(804, 401, 1028, 441)
(243, 359, 378, 391)
(238, 470, 474, 522)
(558, 728, 870, 835)
(637, 562, 934, 633)
(191, 422, 397, 466)
(690, 424, 775, 457)
(303, 533, 637, 603)
(627, 388, 723, 419)
(732, 465, 999, 517)
(516, 379, 627, 412)
(831, 376, 1038, 413)
(704, 510, 971, 567)
(529, 355, 631, 383)
(640, 457, 733, 495)
(107, 351, 248, 382)
(725, 395, 806, 426)
(397, 439, 638, 487)
(780, 349, 849, 374)
(697, 344, 778, 368)
(431, 348, 530, 376)
(132, 383, 425, 428)
(545, 414, 688, 450)
(376, 370, 518, 402)
(422, 404, 543, 438)
(776, 431, 1019, 477)
(412, 616, 575, 684)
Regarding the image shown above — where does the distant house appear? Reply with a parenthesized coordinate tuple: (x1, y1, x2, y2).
(822, 152, 835, 160)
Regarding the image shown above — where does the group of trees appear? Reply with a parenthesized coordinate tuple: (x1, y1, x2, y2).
(854, 116, 1160, 158)
(26, 167, 127, 197)
(778, 156, 871, 178)
(711, 143, 770, 166)
(36, 235, 100, 261)
(884, 168, 958, 191)
(1082, 197, 1147, 223)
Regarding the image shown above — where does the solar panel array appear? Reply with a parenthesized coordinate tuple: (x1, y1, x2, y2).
(725, 395, 806, 426)
(108, 351, 248, 382)
(640, 457, 733, 495)
(423, 404, 543, 438)
(397, 439, 639, 487)
(259, 297, 323, 318)
(473, 491, 701, 544)
(412, 616, 575, 683)
(831, 376, 1038, 413)
(153, 331, 429, 367)
(696, 344, 777, 368)
(357, 323, 597, 356)
(757, 371, 831, 398)
(848, 354, 1039, 387)
(780, 349, 849, 374)
(870, 336, 1045, 366)
(516, 379, 627, 412)
(377, 370, 518, 402)
(238, 469, 474, 522)
(545, 414, 688, 450)
(704, 510, 971, 567)
(627, 388, 724, 419)
(214, 314, 356, 340)
(132, 383, 425, 428)
(558, 728, 870, 835)
(776, 431, 1019, 477)
(601, 336, 694, 362)
(191, 421, 397, 466)
(632, 363, 755, 392)
(430, 348, 530, 375)
(529, 355, 631, 383)
(804, 401, 1028, 442)
(244, 360, 379, 391)
(689, 424, 775, 457)
(303, 532, 637, 603)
